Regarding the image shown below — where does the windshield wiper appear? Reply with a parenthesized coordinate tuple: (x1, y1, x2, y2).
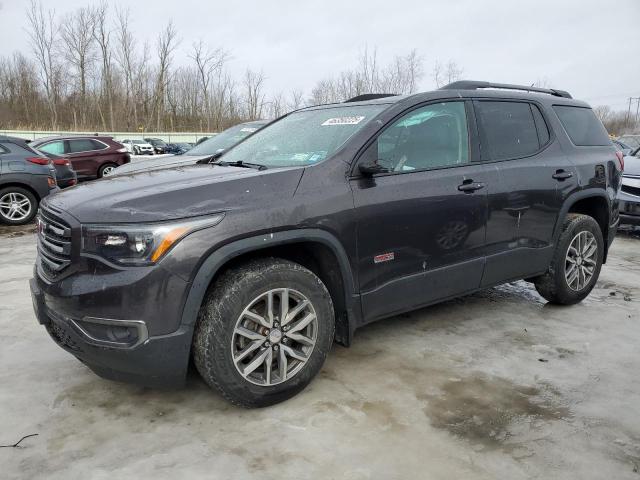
(214, 160, 268, 170)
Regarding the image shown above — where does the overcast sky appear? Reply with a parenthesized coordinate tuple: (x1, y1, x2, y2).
(1, 0, 639, 110)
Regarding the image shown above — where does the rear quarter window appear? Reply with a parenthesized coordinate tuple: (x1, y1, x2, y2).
(553, 105, 611, 146)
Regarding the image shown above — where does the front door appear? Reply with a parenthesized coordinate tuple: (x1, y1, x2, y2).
(350, 100, 489, 322)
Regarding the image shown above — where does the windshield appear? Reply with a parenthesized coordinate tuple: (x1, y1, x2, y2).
(187, 123, 264, 156)
(132, 140, 146, 144)
(219, 105, 385, 168)
(619, 136, 640, 149)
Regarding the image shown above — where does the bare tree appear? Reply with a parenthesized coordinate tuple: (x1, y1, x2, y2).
(288, 89, 304, 111)
(190, 40, 228, 130)
(25, 0, 61, 128)
(92, 1, 115, 131)
(60, 5, 96, 128)
(150, 22, 179, 131)
(432, 60, 463, 88)
(244, 69, 265, 120)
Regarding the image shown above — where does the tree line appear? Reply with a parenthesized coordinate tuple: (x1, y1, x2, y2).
(0, 2, 435, 133)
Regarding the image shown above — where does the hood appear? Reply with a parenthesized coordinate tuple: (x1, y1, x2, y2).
(45, 164, 304, 223)
(110, 154, 210, 176)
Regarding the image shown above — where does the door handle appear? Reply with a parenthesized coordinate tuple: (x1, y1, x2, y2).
(552, 169, 573, 181)
(457, 180, 485, 193)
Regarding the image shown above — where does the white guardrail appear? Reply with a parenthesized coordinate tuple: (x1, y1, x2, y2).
(0, 130, 217, 143)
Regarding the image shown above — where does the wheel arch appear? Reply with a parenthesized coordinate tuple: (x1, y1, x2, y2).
(0, 181, 42, 200)
(554, 190, 611, 262)
(180, 229, 360, 348)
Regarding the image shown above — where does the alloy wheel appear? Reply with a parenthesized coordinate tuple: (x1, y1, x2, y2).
(231, 288, 318, 386)
(565, 230, 598, 291)
(0, 192, 32, 222)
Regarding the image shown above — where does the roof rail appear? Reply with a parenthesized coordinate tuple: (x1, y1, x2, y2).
(344, 93, 398, 103)
(440, 80, 572, 99)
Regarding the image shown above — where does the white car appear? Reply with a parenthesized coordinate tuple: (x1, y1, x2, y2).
(120, 139, 154, 155)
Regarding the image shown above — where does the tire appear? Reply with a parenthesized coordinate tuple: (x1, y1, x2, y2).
(0, 186, 38, 225)
(533, 213, 604, 305)
(98, 163, 118, 178)
(193, 257, 335, 408)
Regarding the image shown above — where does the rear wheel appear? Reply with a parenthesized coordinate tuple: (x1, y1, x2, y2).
(0, 187, 38, 225)
(533, 214, 604, 305)
(193, 258, 335, 407)
(98, 163, 118, 178)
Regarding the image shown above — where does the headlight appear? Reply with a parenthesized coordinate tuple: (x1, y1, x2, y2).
(81, 214, 224, 266)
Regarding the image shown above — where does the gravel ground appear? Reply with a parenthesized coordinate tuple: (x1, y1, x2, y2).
(1, 224, 639, 479)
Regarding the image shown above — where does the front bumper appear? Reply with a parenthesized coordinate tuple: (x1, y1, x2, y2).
(30, 276, 192, 387)
(619, 196, 640, 226)
(30, 223, 193, 387)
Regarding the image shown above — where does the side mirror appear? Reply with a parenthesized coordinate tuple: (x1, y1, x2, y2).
(358, 160, 389, 176)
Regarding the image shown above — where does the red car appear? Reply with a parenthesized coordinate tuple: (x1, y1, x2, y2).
(31, 136, 131, 180)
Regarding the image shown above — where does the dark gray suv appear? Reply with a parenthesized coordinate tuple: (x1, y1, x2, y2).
(30, 81, 622, 407)
(0, 136, 58, 225)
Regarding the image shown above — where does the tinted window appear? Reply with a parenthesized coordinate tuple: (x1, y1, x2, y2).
(553, 106, 611, 146)
(68, 139, 103, 153)
(38, 141, 65, 155)
(476, 101, 540, 160)
(531, 104, 550, 146)
(375, 101, 469, 172)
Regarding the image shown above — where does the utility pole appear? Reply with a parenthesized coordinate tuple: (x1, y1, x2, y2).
(625, 97, 640, 125)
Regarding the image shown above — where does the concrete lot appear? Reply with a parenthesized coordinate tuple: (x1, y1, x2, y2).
(1, 225, 639, 479)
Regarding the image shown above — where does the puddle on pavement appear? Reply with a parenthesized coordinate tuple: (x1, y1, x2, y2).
(417, 372, 570, 450)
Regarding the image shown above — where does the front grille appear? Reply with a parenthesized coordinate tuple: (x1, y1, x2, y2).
(37, 206, 72, 279)
(621, 184, 640, 197)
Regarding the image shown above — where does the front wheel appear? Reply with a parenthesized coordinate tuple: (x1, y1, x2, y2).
(193, 258, 335, 407)
(533, 213, 604, 305)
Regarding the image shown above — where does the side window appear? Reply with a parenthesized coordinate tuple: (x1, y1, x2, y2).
(376, 101, 469, 172)
(531, 104, 550, 146)
(68, 139, 99, 153)
(38, 141, 65, 155)
(552, 105, 611, 146)
(476, 101, 540, 160)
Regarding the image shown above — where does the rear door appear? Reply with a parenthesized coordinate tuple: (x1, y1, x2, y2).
(351, 100, 490, 322)
(474, 99, 577, 285)
(65, 139, 107, 178)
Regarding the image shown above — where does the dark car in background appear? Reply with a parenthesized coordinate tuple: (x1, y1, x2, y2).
(31, 81, 621, 407)
(108, 120, 268, 177)
(30, 135, 130, 180)
(38, 152, 77, 189)
(0, 135, 57, 225)
(144, 137, 168, 154)
(165, 142, 193, 154)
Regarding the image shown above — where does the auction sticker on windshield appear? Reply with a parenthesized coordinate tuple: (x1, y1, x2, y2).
(321, 116, 365, 126)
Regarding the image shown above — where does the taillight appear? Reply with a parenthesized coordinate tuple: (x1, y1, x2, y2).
(52, 158, 70, 166)
(615, 151, 624, 171)
(116, 148, 127, 153)
(26, 156, 50, 165)
(47, 176, 57, 187)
